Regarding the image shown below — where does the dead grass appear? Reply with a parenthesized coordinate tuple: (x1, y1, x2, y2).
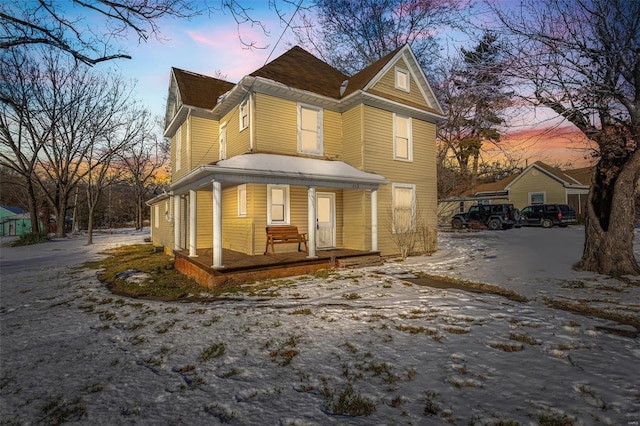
(85, 244, 214, 299)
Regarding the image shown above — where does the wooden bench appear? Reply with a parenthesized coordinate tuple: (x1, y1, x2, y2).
(264, 225, 308, 256)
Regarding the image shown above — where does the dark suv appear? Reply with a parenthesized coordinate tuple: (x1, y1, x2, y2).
(451, 203, 521, 230)
(520, 203, 577, 228)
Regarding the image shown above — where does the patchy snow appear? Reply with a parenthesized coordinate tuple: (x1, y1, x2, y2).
(1, 227, 638, 425)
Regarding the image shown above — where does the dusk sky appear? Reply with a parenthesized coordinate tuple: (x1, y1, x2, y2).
(91, 1, 591, 169)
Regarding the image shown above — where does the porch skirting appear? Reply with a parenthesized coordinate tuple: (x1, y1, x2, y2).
(174, 248, 382, 290)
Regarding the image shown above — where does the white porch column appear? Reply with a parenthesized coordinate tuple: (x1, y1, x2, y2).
(188, 190, 197, 257)
(371, 189, 378, 252)
(212, 180, 223, 268)
(173, 194, 181, 251)
(307, 186, 317, 258)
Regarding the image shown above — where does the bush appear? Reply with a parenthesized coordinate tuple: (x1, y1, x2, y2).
(11, 232, 50, 246)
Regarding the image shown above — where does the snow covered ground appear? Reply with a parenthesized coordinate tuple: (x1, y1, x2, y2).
(0, 227, 638, 425)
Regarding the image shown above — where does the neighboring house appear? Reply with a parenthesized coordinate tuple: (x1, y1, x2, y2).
(147, 44, 444, 266)
(0, 206, 33, 236)
(439, 161, 591, 223)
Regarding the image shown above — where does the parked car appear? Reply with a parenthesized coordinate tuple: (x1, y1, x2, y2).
(519, 203, 577, 228)
(451, 204, 521, 230)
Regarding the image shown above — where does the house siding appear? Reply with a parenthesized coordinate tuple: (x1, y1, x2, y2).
(255, 94, 297, 155)
(342, 106, 364, 168)
(363, 105, 437, 255)
(510, 170, 566, 208)
(190, 116, 218, 167)
(150, 198, 174, 253)
(368, 58, 429, 108)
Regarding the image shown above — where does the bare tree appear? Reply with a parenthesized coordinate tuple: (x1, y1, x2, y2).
(493, 0, 640, 275)
(117, 114, 169, 231)
(0, 0, 197, 65)
(0, 48, 48, 232)
(1, 48, 146, 238)
(0, 1, 303, 65)
(292, 0, 468, 75)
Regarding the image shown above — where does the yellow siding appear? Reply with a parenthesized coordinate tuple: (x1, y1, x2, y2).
(221, 186, 255, 253)
(509, 171, 566, 209)
(149, 198, 174, 253)
(251, 184, 268, 255)
(342, 106, 363, 169)
(190, 116, 218, 168)
(324, 110, 342, 159)
(220, 104, 251, 158)
(254, 93, 297, 155)
(362, 106, 438, 255)
(196, 191, 212, 249)
(342, 190, 367, 250)
(369, 58, 429, 108)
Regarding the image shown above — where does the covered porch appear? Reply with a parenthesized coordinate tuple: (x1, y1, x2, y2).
(174, 246, 383, 289)
(171, 153, 388, 271)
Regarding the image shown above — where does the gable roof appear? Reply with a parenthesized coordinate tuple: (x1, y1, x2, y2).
(250, 46, 348, 99)
(172, 68, 235, 110)
(0, 205, 25, 215)
(506, 161, 590, 189)
(341, 46, 405, 97)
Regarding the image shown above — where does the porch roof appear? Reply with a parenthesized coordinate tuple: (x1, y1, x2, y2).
(171, 153, 387, 195)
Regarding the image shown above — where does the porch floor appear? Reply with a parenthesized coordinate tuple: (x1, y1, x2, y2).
(173, 247, 382, 290)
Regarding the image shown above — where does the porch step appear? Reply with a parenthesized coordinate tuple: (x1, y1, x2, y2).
(337, 254, 384, 269)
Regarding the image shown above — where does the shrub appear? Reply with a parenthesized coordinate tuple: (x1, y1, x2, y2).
(12, 232, 50, 246)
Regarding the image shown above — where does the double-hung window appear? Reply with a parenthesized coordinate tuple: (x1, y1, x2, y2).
(393, 183, 416, 233)
(239, 98, 249, 131)
(298, 103, 323, 155)
(267, 185, 290, 225)
(394, 114, 412, 161)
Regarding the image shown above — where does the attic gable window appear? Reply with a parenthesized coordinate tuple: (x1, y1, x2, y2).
(298, 103, 323, 155)
(395, 67, 410, 92)
(393, 114, 412, 162)
(239, 98, 249, 131)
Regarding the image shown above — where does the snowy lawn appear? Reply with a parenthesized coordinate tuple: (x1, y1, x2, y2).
(0, 227, 638, 425)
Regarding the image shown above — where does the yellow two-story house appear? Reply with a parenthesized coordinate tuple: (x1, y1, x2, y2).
(148, 44, 443, 272)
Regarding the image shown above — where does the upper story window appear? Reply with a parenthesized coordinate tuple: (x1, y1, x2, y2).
(219, 122, 227, 160)
(239, 98, 249, 131)
(175, 126, 182, 171)
(394, 114, 412, 161)
(298, 103, 323, 155)
(395, 67, 410, 92)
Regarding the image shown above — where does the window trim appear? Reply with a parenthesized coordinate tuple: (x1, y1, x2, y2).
(392, 183, 416, 234)
(395, 67, 410, 92)
(154, 204, 160, 228)
(529, 192, 546, 205)
(237, 184, 247, 217)
(219, 121, 227, 160)
(393, 113, 413, 162)
(267, 184, 290, 225)
(297, 103, 323, 156)
(175, 126, 182, 171)
(239, 98, 249, 132)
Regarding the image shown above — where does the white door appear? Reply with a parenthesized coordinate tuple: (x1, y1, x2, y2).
(316, 192, 335, 249)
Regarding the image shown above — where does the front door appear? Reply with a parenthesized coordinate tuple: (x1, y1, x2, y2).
(316, 192, 335, 249)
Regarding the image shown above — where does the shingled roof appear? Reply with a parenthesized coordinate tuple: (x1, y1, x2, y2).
(342, 45, 404, 97)
(172, 68, 235, 110)
(250, 46, 348, 99)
